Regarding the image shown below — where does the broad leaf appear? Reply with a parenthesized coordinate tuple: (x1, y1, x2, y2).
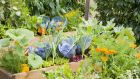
(6, 28, 34, 46)
(28, 53, 43, 69)
(0, 38, 10, 47)
(6, 28, 34, 41)
(78, 35, 93, 52)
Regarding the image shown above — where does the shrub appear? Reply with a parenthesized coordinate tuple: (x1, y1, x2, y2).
(0, 0, 32, 27)
(64, 10, 82, 31)
(0, 25, 12, 39)
(25, 0, 85, 16)
(95, 0, 140, 40)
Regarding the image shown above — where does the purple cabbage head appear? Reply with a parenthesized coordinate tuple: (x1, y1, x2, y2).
(58, 37, 76, 58)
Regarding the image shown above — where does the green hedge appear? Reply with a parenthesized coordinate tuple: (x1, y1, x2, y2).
(95, 0, 140, 40)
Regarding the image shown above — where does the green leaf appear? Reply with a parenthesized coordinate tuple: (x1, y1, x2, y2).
(0, 38, 10, 47)
(28, 53, 43, 69)
(78, 35, 93, 52)
(19, 38, 28, 46)
(6, 28, 34, 46)
(6, 28, 34, 41)
(6, 29, 24, 41)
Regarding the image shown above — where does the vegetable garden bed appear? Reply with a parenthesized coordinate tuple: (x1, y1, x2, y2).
(0, 61, 81, 79)
(0, 31, 83, 79)
(1, 18, 140, 79)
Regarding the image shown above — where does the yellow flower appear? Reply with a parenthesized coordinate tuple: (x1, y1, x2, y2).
(101, 56, 108, 62)
(21, 64, 29, 72)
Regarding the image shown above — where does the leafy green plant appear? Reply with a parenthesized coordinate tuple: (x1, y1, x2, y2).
(0, 0, 30, 27)
(95, 0, 140, 40)
(44, 64, 74, 79)
(87, 18, 140, 78)
(22, 16, 38, 35)
(25, 0, 84, 16)
(44, 59, 95, 79)
(0, 28, 34, 73)
(64, 10, 82, 31)
(5, 28, 34, 54)
(43, 57, 68, 67)
(0, 50, 27, 73)
(119, 69, 140, 79)
(0, 28, 34, 55)
(28, 53, 43, 69)
(78, 34, 93, 55)
(0, 24, 12, 39)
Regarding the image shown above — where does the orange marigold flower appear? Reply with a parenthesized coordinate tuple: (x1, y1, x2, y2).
(130, 44, 137, 48)
(21, 64, 29, 72)
(101, 56, 108, 62)
(136, 53, 140, 59)
(96, 48, 101, 52)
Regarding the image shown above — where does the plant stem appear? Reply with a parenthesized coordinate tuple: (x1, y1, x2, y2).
(52, 42, 55, 64)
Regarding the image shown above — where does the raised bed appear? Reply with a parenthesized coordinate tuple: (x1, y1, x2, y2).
(0, 61, 81, 79)
(0, 31, 79, 79)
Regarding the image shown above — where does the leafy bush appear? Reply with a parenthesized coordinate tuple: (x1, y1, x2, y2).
(85, 18, 140, 78)
(95, 0, 140, 40)
(0, 51, 27, 73)
(44, 61, 95, 79)
(0, 24, 11, 38)
(64, 10, 82, 31)
(25, 0, 84, 16)
(0, 0, 30, 27)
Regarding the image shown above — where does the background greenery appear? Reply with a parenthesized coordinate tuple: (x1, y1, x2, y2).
(0, 0, 85, 38)
(24, 0, 85, 16)
(95, 0, 140, 41)
(1, 0, 140, 42)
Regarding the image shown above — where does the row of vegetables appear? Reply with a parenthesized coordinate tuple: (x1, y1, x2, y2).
(36, 16, 67, 35)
